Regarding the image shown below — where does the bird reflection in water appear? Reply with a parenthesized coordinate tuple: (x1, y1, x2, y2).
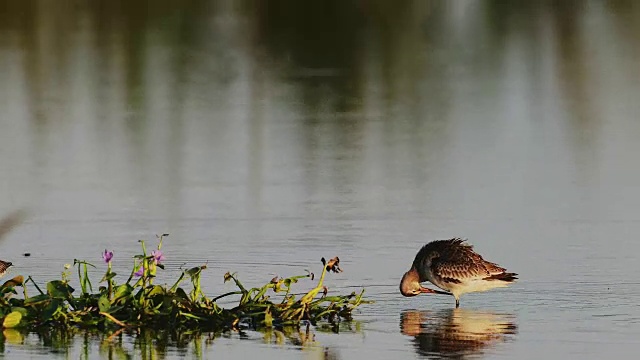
(400, 308, 517, 358)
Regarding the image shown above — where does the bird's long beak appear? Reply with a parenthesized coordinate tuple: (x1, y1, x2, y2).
(420, 287, 452, 295)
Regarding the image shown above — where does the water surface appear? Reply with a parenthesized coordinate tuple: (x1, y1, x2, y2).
(1, 0, 640, 358)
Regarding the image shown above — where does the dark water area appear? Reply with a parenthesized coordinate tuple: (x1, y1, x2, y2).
(2, 0, 640, 358)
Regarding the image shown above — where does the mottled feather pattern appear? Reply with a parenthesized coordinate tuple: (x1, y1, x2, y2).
(414, 238, 513, 283)
(0, 260, 12, 276)
(402, 238, 517, 307)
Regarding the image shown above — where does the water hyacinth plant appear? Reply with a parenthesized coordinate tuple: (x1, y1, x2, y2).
(102, 250, 113, 265)
(0, 235, 367, 333)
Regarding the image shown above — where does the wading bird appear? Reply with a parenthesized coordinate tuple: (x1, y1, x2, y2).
(400, 238, 517, 307)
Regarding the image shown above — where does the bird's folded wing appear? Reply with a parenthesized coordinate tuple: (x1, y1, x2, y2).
(431, 247, 506, 283)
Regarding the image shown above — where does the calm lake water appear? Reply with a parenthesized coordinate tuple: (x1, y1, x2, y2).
(1, 0, 640, 358)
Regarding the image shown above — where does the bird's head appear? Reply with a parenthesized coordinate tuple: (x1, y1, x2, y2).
(400, 268, 432, 297)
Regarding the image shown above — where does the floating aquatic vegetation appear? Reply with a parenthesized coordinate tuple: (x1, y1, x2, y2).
(0, 235, 368, 334)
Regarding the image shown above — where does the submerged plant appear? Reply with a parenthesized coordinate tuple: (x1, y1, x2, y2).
(0, 235, 368, 334)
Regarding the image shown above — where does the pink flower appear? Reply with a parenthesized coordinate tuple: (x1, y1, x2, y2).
(151, 250, 165, 265)
(102, 249, 114, 264)
(134, 266, 145, 277)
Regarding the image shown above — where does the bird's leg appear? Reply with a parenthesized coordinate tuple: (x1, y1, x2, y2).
(420, 287, 452, 295)
(455, 298, 460, 308)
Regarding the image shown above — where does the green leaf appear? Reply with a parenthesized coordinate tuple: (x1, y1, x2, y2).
(98, 295, 111, 313)
(3, 311, 22, 328)
(147, 285, 164, 297)
(106, 304, 123, 314)
(174, 288, 189, 300)
(72, 260, 96, 268)
(41, 299, 61, 321)
(254, 285, 270, 300)
(10, 307, 28, 316)
(112, 284, 133, 304)
(82, 264, 93, 293)
(186, 266, 203, 277)
(24, 294, 51, 305)
(47, 280, 74, 299)
(178, 311, 206, 321)
(100, 272, 117, 283)
(0, 287, 17, 297)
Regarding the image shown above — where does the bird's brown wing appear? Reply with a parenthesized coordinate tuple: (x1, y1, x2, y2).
(0, 260, 12, 274)
(430, 241, 506, 283)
